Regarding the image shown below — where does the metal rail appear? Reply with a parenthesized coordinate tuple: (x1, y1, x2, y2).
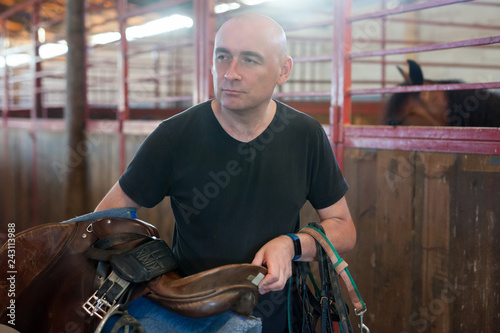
(338, 0, 500, 158)
(344, 126, 500, 155)
(350, 82, 500, 96)
(348, 0, 473, 22)
(351, 35, 500, 59)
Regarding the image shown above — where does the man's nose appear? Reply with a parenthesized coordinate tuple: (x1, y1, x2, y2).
(224, 60, 241, 80)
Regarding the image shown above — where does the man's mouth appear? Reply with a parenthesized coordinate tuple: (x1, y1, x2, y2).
(222, 89, 243, 95)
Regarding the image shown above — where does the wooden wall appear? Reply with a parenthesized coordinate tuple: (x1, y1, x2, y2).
(0, 124, 176, 243)
(1, 125, 499, 331)
(343, 147, 500, 332)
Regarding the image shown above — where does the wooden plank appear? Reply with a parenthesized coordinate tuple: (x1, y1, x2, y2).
(11, 128, 34, 230)
(413, 152, 456, 333)
(0, 128, 8, 228)
(46, 130, 66, 223)
(449, 156, 500, 332)
(343, 147, 378, 327)
(88, 132, 119, 209)
(374, 150, 415, 331)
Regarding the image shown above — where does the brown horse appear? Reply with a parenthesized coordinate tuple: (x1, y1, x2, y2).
(384, 60, 500, 127)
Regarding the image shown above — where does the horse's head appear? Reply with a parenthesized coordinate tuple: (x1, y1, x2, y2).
(384, 60, 449, 126)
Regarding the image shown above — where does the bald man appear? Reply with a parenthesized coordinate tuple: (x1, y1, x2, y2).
(96, 14, 356, 332)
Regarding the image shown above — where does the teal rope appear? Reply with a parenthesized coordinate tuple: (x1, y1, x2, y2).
(287, 277, 293, 333)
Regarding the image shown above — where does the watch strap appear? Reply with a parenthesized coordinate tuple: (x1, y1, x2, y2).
(285, 233, 302, 261)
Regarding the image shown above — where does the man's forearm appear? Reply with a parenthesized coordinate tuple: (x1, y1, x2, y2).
(296, 217, 356, 262)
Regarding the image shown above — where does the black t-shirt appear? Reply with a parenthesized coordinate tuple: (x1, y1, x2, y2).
(119, 99, 348, 276)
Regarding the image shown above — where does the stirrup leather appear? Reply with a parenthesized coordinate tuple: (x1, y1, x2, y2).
(83, 271, 131, 319)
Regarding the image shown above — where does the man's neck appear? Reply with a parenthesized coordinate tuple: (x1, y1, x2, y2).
(211, 99, 277, 143)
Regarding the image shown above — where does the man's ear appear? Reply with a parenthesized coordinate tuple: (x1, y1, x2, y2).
(277, 56, 293, 85)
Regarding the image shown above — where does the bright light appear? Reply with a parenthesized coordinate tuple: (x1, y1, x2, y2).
(126, 14, 193, 40)
(90, 14, 194, 45)
(0, 14, 194, 68)
(240, 0, 276, 5)
(89, 31, 121, 46)
(215, 2, 241, 14)
(39, 42, 68, 59)
(38, 28, 46, 43)
(0, 54, 32, 67)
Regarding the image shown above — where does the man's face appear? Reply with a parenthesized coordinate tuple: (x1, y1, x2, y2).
(212, 20, 286, 113)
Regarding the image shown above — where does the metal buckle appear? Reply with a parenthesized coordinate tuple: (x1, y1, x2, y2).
(82, 290, 115, 319)
(82, 271, 130, 320)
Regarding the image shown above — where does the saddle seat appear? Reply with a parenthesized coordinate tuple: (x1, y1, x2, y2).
(147, 264, 266, 318)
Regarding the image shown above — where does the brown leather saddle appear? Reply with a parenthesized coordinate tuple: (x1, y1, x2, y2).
(0, 217, 267, 333)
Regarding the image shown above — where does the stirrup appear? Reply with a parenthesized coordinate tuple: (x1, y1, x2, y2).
(94, 304, 145, 333)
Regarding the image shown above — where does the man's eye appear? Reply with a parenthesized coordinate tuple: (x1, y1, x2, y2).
(244, 58, 257, 64)
(217, 54, 230, 61)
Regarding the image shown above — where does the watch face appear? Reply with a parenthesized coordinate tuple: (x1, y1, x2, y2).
(286, 233, 302, 260)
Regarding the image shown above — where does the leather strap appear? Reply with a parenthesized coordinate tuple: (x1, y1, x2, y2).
(84, 232, 178, 331)
(299, 227, 365, 314)
(313, 223, 351, 333)
(85, 233, 152, 261)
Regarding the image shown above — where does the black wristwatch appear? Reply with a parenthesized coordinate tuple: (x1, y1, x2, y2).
(285, 233, 302, 261)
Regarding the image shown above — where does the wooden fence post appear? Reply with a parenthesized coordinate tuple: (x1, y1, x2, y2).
(64, 0, 88, 218)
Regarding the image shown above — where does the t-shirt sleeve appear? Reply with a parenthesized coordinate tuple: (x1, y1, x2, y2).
(119, 123, 172, 208)
(306, 125, 349, 209)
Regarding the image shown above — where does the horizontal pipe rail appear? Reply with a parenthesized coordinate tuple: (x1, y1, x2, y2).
(128, 68, 194, 83)
(128, 95, 193, 104)
(389, 17, 500, 31)
(469, 1, 500, 7)
(348, 0, 472, 22)
(292, 55, 332, 63)
(353, 59, 500, 70)
(127, 42, 193, 58)
(350, 81, 500, 96)
(122, 0, 191, 19)
(344, 125, 500, 154)
(351, 38, 500, 50)
(283, 20, 333, 32)
(274, 91, 331, 98)
(350, 35, 500, 58)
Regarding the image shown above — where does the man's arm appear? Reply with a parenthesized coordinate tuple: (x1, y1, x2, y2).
(252, 196, 356, 294)
(95, 181, 141, 211)
(298, 196, 356, 261)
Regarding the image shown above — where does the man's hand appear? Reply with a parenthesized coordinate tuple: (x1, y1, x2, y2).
(251, 235, 295, 294)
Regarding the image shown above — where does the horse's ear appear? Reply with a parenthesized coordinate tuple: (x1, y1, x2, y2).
(407, 59, 424, 85)
(397, 66, 411, 83)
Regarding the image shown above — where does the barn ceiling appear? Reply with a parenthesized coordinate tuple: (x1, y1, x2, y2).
(0, 0, 192, 48)
(0, 0, 333, 46)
